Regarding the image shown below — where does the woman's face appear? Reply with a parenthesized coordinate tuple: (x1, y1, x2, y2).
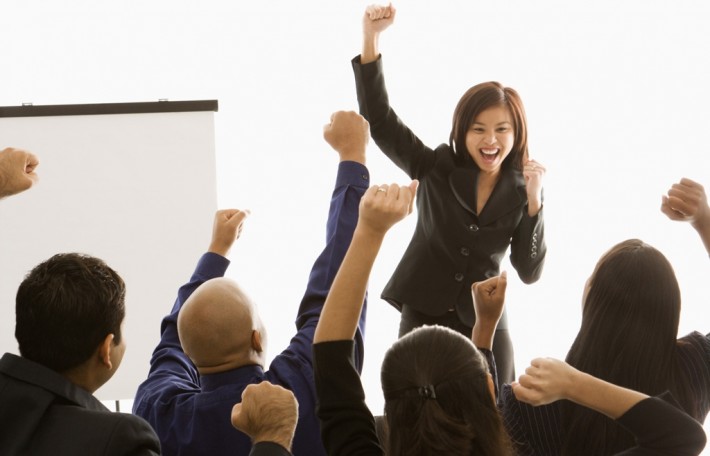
(465, 105, 515, 175)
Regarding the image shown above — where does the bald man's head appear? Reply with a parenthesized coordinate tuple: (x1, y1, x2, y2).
(178, 278, 266, 373)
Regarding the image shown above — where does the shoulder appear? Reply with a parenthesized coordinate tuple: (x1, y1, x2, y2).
(29, 405, 161, 455)
(96, 411, 161, 455)
(418, 143, 460, 179)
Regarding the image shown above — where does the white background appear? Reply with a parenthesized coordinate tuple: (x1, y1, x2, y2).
(3, 0, 709, 449)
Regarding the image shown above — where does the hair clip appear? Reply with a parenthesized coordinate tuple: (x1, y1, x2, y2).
(418, 384, 437, 400)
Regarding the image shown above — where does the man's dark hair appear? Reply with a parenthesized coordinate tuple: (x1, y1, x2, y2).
(15, 253, 126, 372)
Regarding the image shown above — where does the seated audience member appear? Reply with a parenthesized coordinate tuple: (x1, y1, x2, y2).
(312, 178, 707, 455)
(231, 381, 299, 456)
(0, 147, 39, 198)
(500, 176, 710, 455)
(0, 254, 160, 455)
(133, 111, 372, 456)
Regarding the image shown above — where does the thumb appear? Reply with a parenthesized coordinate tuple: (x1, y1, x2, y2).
(231, 403, 244, 428)
(229, 209, 251, 227)
(407, 180, 419, 213)
(497, 270, 508, 294)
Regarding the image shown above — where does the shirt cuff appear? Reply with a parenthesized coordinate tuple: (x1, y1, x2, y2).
(249, 441, 292, 456)
(336, 160, 370, 190)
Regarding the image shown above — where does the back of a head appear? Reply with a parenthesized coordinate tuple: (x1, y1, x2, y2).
(562, 239, 691, 455)
(15, 253, 125, 373)
(177, 277, 259, 371)
(381, 325, 512, 456)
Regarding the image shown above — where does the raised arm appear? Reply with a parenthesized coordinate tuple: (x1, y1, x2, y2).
(354, 4, 437, 179)
(133, 209, 248, 414)
(513, 358, 647, 419)
(314, 179, 417, 343)
(522, 159, 545, 217)
(0, 147, 39, 198)
(470, 271, 508, 350)
(662, 177, 710, 255)
(512, 358, 707, 455)
(361, 3, 396, 64)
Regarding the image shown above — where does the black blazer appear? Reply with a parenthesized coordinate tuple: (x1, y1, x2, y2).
(0, 353, 160, 456)
(352, 55, 546, 327)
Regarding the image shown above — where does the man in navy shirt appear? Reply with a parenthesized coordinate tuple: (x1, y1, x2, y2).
(133, 111, 371, 456)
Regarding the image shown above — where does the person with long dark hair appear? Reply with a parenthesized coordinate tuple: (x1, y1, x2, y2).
(311, 177, 706, 456)
(501, 177, 710, 455)
(352, 3, 546, 387)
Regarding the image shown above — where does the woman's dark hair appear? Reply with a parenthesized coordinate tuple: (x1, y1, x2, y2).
(381, 325, 512, 455)
(449, 81, 528, 170)
(15, 253, 126, 372)
(560, 239, 696, 455)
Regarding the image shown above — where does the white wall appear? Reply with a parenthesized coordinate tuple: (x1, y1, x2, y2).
(2, 0, 709, 447)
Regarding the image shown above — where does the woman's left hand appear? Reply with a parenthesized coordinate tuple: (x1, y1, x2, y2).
(523, 159, 545, 216)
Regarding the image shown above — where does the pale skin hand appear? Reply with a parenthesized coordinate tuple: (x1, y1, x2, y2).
(522, 159, 545, 216)
(314, 180, 418, 343)
(357, 181, 418, 238)
(208, 209, 250, 257)
(323, 110, 369, 165)
(661, 177, 710, 255)
(231, 381, 298, 451)
(0, 147, 40, 198)
(361, 3, 396, 64)
(470, 271, 507, 349)
(512, 357, 648, 420)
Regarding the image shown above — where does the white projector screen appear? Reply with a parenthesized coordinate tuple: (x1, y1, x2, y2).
(0, 100, 218, 400)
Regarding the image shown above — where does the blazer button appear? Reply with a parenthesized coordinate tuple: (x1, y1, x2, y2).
(531, 252, 537, 259)
(460, 247, 470, 256)
(454, 273, 464, 282)
(468, 224, 479, 232)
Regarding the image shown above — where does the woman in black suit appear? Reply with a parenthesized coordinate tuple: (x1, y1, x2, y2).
(353, 4, 547, 386)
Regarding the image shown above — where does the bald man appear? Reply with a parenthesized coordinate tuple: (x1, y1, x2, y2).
(133, 111, 371, 456)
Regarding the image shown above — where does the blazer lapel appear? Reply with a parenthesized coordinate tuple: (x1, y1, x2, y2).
(479, 167, 527, 225)
(448, 167, 478, 216)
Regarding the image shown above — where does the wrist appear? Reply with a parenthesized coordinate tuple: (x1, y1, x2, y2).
(471, 322, 495, 349)
(207, 244, 229, 258)
(338, 146, 367, 165)
(353, 223, 387, 245)
(251, 429, 293, 452)
(562, 368, 586, 403)
(691, 212, 710, 232)
(527, 198, 541, 217)
(361, 33, 379, 64)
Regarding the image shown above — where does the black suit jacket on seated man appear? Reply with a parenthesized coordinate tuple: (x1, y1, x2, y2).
(0, 253, 160, 456)
(0, 353, 159, 456)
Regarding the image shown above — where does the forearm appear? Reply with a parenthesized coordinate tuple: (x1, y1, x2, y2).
(314, 225, 385, 342)
(472, 320, 496, 349)
(361, 31, 379, 64)
(692, 217, 710, 256)
(565, 371, 648, 420)
(527, 200, 542, 217)
(510, 210, 545, 284)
